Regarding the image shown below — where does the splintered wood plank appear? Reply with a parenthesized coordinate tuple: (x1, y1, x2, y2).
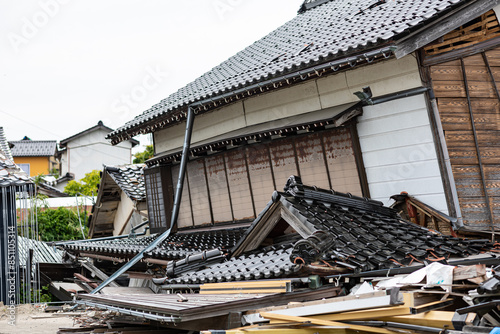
(424, 11, 500, 56)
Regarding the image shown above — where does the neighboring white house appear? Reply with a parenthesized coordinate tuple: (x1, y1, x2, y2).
(58, 121, 139, 186)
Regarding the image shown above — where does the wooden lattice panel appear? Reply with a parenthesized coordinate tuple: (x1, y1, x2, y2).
(424, 10, 500, 56)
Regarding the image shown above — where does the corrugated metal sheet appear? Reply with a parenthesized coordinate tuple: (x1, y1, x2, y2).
(18, 237, 63, 265)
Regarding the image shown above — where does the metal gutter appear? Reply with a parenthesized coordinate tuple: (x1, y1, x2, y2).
(370, 87, 429, 105)
(53, 227, 149, 246)
(77, 300, 181, 323)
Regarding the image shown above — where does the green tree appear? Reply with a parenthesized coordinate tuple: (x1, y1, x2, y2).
(133, 144, 154, 163)
(64, 170, 101, 196)
(34, 205, 88, 241)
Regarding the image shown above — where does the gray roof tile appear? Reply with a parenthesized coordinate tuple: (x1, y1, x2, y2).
(0, 151, 31, 187)
(10, 139, 57, 157)
(106, 164, 146, 201)
(108, 0, 464, 141)
(0, 127, 13, 160)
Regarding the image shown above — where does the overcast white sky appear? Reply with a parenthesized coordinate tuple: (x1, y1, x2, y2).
(0, 0, 303, 151)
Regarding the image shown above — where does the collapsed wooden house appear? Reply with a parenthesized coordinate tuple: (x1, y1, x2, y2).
(57, 0, 500, 332)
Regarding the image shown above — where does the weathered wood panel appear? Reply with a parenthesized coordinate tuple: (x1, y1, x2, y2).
(269, 140, 298, 191)
(438, 98, 500, 131)
(171, 164, 194, 228)
(430, 45, 500, 231)
(458, 196, 500, 229)
(453, 165, 500, 198)
(246, 144, 276, 212)
(172, 127, 362, 228)
(432, 80, 498, 98)
(187, 160, 212, 226)
(205, 155, 233, 224)
(322, 127, 361, 195)
(225, 149, 254, 221)
(295, 132, 330, 188)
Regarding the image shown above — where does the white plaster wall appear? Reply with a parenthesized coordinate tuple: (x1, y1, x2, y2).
(113, 191, 135, 236)
(154, 55, 422, 154)
(65, 128, 133, 181)
(357, 94, 448, 213)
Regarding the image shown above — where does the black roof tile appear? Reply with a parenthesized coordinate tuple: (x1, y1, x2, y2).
(108, 0, 465, 142)
(62, 227, 247, 261)
(105, 164, 146, 201)
(161, 176, 495, 284)
(9, 139, 57, 157)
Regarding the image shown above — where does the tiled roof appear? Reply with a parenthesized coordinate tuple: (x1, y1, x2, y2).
(105, 164, 146, 201)
(9, 139, 57, 157)
(62, 227, 247, 261)
(0, 127, 13, 160)
(165, 242, 300, 284)
(108, 0, 464, 142)
(161, 176, 495, 284)
(0, 149, 31, 187)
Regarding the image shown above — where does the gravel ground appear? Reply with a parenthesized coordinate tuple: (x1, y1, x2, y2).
(0, 304, 77, 334)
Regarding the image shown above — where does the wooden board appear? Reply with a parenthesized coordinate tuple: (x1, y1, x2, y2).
(205, 155, 233, 223)
(225, 149, 255, 221)
(200, 280, 291, 295)
(430, 46, 500, 230)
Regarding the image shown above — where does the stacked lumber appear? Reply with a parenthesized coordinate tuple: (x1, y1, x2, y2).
(198, 263, 500, 334)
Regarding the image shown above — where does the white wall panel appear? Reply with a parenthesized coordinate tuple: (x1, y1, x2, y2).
(357, 94, 448, 213)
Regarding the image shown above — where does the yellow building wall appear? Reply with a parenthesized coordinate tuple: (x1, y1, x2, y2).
(13, 156, 50, 176)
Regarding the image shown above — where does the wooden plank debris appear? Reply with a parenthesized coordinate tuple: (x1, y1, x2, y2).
(200, 280, 292, 294)
(259, 312, 399, 334)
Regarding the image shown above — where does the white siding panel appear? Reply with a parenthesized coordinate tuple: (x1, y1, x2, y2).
(365, 160, 442, 183)
(361, 143, 437, 168)
(359, 125, 434, 152)
(357, 94, 448, 213)
(357, 108, 431, 135)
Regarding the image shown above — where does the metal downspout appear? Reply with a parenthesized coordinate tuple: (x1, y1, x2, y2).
(90, 107, 195, 294)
